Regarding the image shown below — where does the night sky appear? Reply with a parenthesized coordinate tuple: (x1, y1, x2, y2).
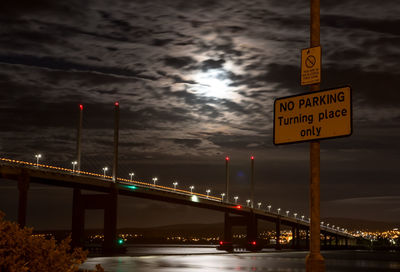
(1, 0, 399, 230)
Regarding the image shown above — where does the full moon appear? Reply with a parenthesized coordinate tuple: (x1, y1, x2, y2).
(192, 69, 233, 99)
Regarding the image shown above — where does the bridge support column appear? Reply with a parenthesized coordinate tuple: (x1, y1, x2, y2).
(223, 212, 232, 242)
(296, 227, 300, 248)
(323, 233, 327, 246)
(306, 229, 309, 248)
(246, 212, 257, 243)
(345, 237, 348, 248)
(72, 188, 85, 248)
(275, 217, 281, 250)
(291, 226, 296, 249)
(17, 172, 30, 228)
(335, 235, 338, 247)
(104, 185, 118, 255)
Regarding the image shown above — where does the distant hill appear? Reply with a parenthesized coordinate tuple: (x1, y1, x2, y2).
(35, 218, 399, 238)
(118, 223, 224, 237)
(322, 217, 400, 232)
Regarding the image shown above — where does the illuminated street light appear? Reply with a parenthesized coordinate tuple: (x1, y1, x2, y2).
(257, 202, 262, 209)
(277, 208, 281, 214)
(294, 213, 297, 219)
(35, 154, 42, 166)
(286, 210, 289, 217)
(234, 196, 239, 204)
(152, 177, 158, 186)
(102, 167, 108, 177)
(267, 205, 271, 212)
(71, 161, 77, 172)
(206, 189, 211, 198)
(129, 172, 135, 181)
(173, 181, 178, 190)
(221, 193, 225, 202)
(321, 221, 324, 226)
(189, 186, 194, 194)
(301, 215, 305, 221)
(246, 199, 251, 207)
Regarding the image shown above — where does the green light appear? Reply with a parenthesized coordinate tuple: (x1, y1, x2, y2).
(118, 238, 124, 245)
(122, 185, 137, 190)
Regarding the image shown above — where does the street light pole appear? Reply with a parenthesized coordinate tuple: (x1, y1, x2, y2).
(35, 154, 42, 166)
(129, 172, 134, 181)
(103, 167, 108, 177)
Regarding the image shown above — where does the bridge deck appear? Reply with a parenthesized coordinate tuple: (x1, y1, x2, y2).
(0, 158, 352, 238)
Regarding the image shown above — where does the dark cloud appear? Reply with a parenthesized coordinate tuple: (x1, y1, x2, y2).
(164, 56, 196, 69)
(200, 59, 225, 71)
(322, 15, 400, 36)
(0, 0, 399, 227)
(173, 139, 202, 148)
(0, 54, 158, 81)
(0, 0, 86, 18)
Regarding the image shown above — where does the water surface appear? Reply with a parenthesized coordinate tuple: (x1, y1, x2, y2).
(80, 245, 400, 272)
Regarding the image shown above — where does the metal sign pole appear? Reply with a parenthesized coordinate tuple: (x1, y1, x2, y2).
(306, 0, 325, 271)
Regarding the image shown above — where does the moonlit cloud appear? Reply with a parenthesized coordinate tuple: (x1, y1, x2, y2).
(1, 0, 400, 227)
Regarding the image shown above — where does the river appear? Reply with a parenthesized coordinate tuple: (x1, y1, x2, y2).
(80, 245, 400, 271)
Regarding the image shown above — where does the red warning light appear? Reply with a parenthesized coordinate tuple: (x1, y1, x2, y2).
(115, 101, 119, 107)
(251, 241, 256, 245)
(235, 205, 242, 209)
(251, 156, 254, 160)
(225, 156, 230, 161)
(219, 241, 223, 245)
(79, 104, 83, 110)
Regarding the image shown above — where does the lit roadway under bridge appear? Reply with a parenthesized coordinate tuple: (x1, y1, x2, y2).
(0, 157, 353, 254)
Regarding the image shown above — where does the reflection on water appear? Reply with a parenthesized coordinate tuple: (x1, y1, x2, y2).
(80, 245, 400, 272)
